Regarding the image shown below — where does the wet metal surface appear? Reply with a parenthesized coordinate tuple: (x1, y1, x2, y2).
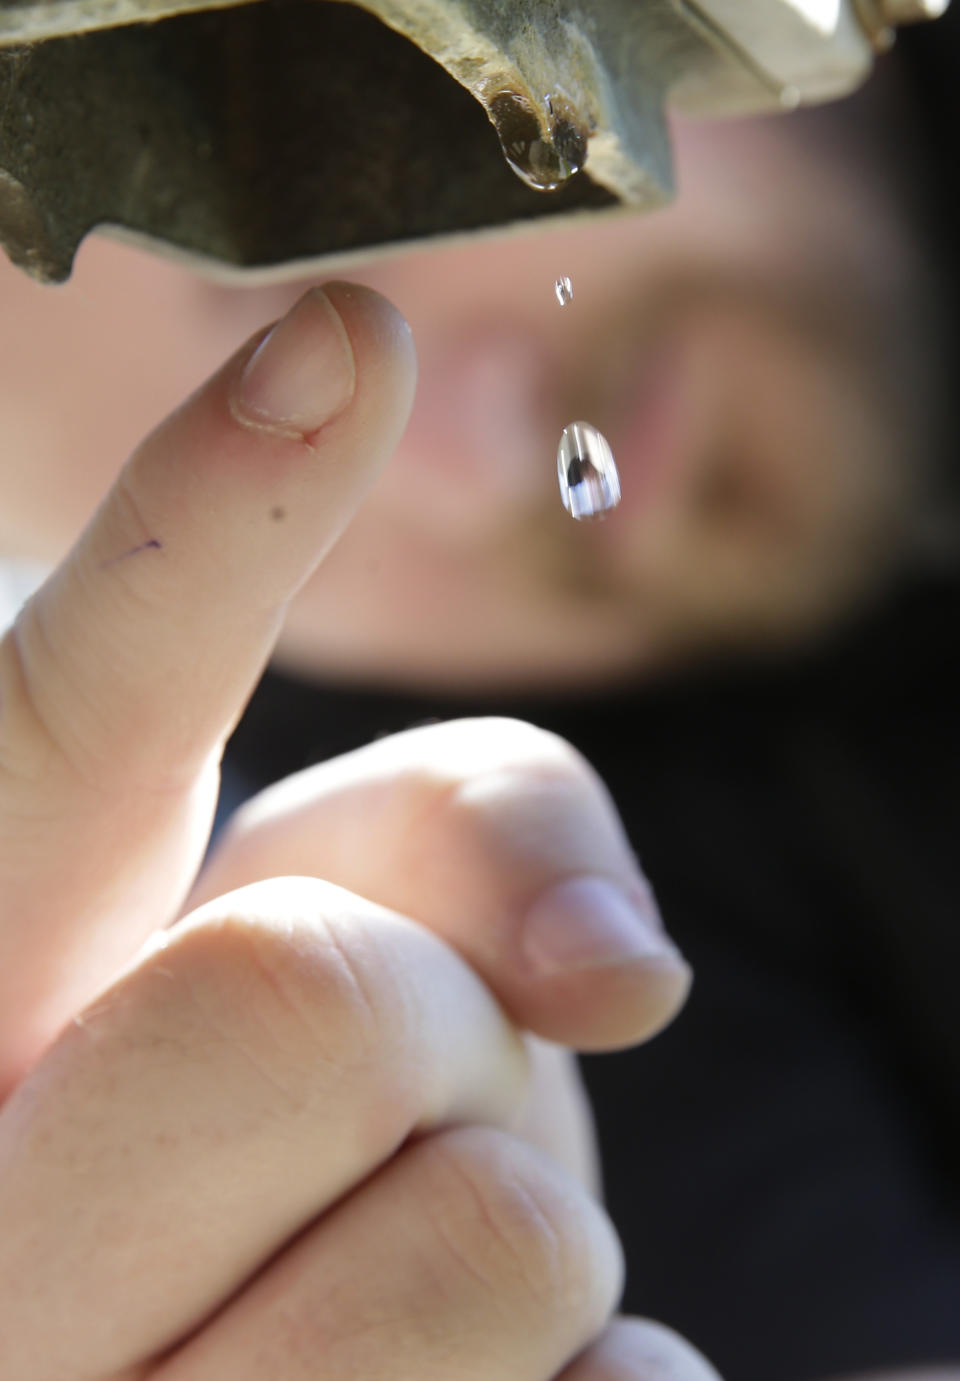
(0, 0, 882, 282)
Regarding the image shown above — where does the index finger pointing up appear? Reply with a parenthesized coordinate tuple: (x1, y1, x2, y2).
(0, 283, 416, 1097)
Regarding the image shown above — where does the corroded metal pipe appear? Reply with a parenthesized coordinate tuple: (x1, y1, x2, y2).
(0, 0, 946, 282)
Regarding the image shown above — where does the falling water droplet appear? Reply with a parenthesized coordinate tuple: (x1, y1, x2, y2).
(486, 90, 587, 192)
(557, 422, 621, 520)
(554, 275, 573, 306)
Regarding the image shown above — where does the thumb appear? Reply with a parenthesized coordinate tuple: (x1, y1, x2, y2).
(0, 283, 415, 1092)
(190, 717, 692, 1053)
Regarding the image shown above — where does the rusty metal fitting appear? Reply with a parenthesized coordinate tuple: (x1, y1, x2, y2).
(855, 0, 948, 51)
(0, 0, 950, 284)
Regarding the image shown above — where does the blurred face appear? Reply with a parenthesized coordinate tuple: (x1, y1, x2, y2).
(0, 90, 930, 690)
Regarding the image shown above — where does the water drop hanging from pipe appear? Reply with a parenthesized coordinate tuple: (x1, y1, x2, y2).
(552, 276, 621, 520)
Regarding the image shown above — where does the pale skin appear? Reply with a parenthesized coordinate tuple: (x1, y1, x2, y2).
(0, 102, 955, 1379)
(0, 282, 710, 1381)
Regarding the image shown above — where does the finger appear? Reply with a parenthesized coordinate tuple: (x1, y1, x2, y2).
(151, 1125, 624, 1381)
(0, 283, 416, 1094)
(0, 877, 527, 1381)
(510, 1034, 605, 1198)
(192, 717, 692, 1051)
(556, 1316, 722, 1381)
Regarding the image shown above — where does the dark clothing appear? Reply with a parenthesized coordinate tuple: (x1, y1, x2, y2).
(221, 570, 960, 1381)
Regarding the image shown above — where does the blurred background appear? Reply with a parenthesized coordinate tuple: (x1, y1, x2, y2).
(1, 2, 959, 1375)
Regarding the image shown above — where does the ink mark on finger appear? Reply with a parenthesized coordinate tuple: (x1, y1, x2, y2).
(99, 538, 164, 569)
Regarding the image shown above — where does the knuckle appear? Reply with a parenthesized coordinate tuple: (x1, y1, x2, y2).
(440, 717, 593, 784)
(392, 716, 593, 800)
(418, 1125, 623, 1330)
(0, 601, 83, 790)
(421, 720, 634, 885)
(0, 565, 187, 797)
(151, 886, 398, 1089)
(456, 720, 607, 824)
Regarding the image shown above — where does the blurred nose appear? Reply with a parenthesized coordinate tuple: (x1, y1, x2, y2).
(389, 327, 556, 537)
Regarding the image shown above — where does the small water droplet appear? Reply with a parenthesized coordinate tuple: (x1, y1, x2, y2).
(486, 90, 587, 192)
(557, 421, 621, 521)
(554, 275, 573, 306)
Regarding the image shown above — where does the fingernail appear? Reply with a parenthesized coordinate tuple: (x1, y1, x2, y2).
(521, 875, 686, 976)
(232, 286, 356, 433)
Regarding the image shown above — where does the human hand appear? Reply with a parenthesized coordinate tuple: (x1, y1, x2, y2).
(0, 284, 715, 1380)
(190, 714, 692, 1184)
(0, 282, 416, 1096)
